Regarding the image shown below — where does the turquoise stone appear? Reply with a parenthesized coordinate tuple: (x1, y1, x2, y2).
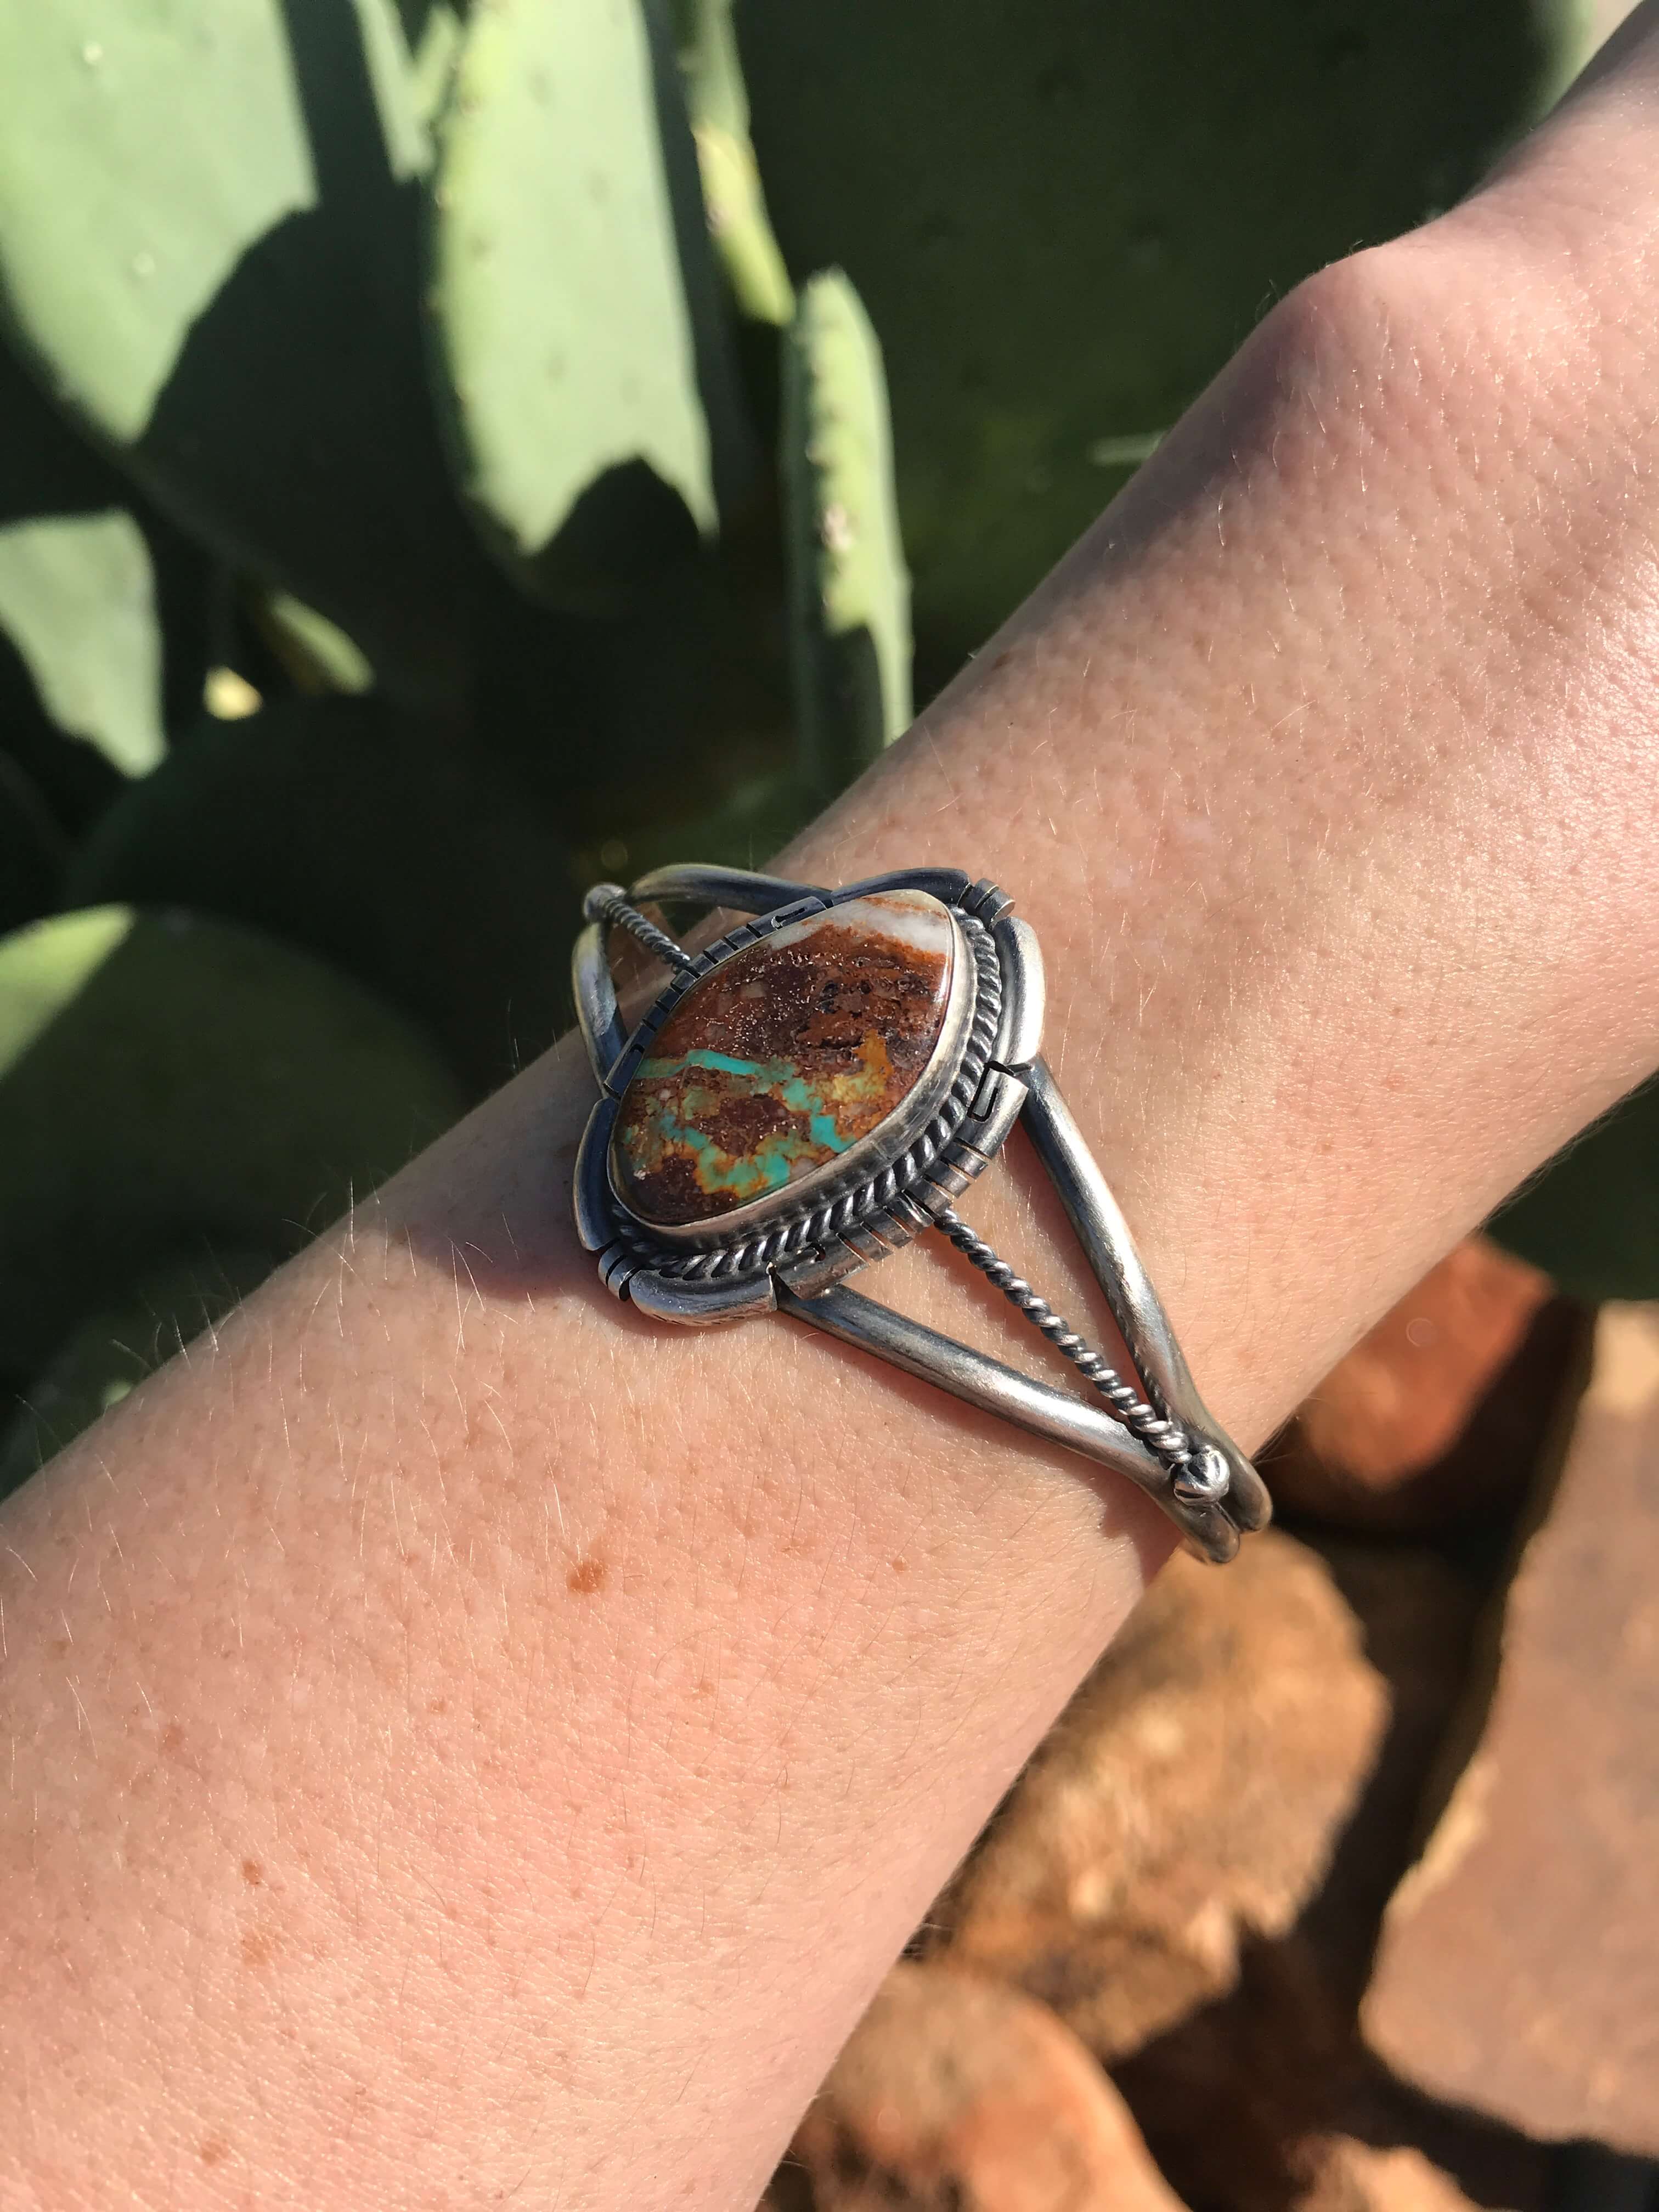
(611, 890, 958, 1227)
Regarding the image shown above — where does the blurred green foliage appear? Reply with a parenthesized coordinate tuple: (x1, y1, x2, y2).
(0, 0, 1616, 1487)
(1489, 1081, 1659, 1303)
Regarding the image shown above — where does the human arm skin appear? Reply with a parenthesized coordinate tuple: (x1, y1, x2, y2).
(9, 26, 1659, 2208)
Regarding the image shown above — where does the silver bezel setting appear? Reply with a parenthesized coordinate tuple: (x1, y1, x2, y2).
(571, 864, 1269, 1564)
(609, 904, 982, 1252)
(574, 876, 1022, 1306)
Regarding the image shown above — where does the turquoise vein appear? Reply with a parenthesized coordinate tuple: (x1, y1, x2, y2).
(632, 1046, 859, 1202)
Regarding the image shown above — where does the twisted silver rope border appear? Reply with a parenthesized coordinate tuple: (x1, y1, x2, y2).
(932, 1206, 1188, 1458)
(931, 1205, 1232, 1503)
(583, 883, 699, 976)
(606, 917, 1002, 1282)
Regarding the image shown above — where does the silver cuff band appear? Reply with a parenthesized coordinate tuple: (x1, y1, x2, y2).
(571, 866, 1268, 1563)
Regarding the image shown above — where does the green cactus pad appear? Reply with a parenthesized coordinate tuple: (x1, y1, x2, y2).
(0, 906, 464, 1381)
(67, 695, 579, 1097)
(430, 0, 755, 608)
(0, 3, 313, 442)
(0, 513, 163, 776)
(782, 270, 911, 794)
(738, 0, 1593, 694)
(0, 337, 205, 800)
(256, 592, 375, 695)
(671, 0, 792, 325)
(0, 0, 481, 708)
(407, 4, 466, 128)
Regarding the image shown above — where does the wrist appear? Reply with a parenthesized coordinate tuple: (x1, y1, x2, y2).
(784, 219, 1659, 1428)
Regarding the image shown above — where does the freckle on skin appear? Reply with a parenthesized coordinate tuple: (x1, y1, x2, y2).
(890, 1557, 907, 1573)
(567, 1553, 607, 1596)
(241, 1930, 274, 1970)
(241, 1859, 263, 1887)
(199, 2140, 227, 2168)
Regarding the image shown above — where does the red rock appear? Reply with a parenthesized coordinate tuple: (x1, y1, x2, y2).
(785, 1962, 1187, 2211)
(1362, 1302, 1659, 2157)
(938, 1534, 1391, 2061)
(1263, 1238, 1585, 1533)
(1293, 2138, 1481, 2211)
(1106, 1950, 1554, 2212)
(930, 1533, 1516, 2212)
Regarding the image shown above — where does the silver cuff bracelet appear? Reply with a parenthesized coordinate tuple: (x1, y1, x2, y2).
(571, 864, 1269, 1563)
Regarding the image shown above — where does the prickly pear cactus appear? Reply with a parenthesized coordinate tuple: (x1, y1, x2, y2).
(737, 0, 1594, 693)
(0, 3, 313, 442)
(430, 0, 755, 610)
(1, 0, 1650, 1401)
(67, 695, 579, 1098)
(0, 907, 464, 1384)
(782, 270, 911, 794)
(0, 514, 163, 776)
(671, 0, 793, 325)
(0, 0, 478, 708)
(0, 341, 190, 789)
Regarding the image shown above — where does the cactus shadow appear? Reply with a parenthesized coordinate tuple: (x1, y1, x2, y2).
(130, 0, 481, 706)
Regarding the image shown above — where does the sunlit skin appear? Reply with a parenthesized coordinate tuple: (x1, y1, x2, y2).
(8, 15, 1659, 2206)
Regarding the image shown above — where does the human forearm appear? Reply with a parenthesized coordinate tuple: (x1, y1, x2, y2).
(8, 37, 1659, 2210)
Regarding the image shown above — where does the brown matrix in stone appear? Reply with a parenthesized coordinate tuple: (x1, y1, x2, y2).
(612, 890, 957, 1227)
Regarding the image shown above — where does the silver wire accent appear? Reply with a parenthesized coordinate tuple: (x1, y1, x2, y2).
(1019, 1060, 1265, 1528)
(933, 1206, 1194, 1469)
(583, 883, 699, 976)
